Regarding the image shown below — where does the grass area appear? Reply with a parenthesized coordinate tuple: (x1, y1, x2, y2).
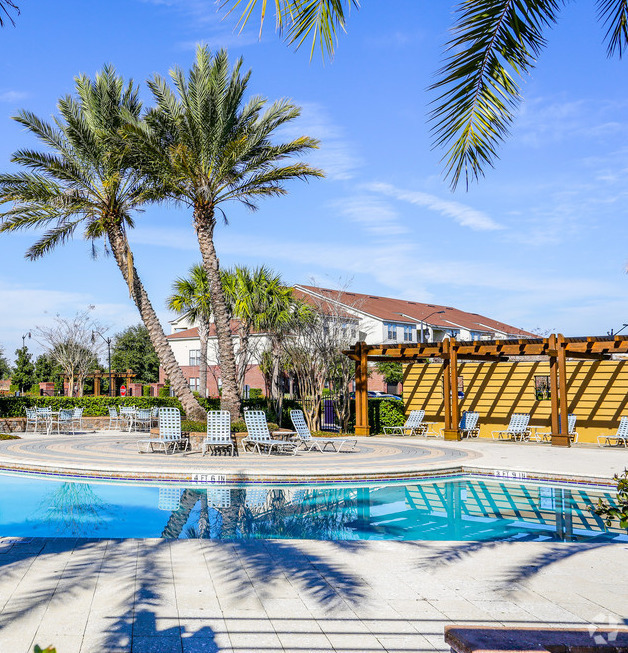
(0, 433, 21, 440)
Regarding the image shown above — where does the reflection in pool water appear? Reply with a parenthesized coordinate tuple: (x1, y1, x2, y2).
(0, 473, 625, 542)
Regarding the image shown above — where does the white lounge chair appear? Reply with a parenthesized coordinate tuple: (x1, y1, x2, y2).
(36, 406, 53, 434)
(597, 416, 628, 447)
(290, 409, 357, 452)
(135, 408, 152, 432)
(242, 410, 298, 455)
(491, 413, 531, 441)
(383, 409, 426, 436)
(120, 406, 137, 432)
(202, 410, 234, 456)
(442, 410, 480, 438)
(137, 406, 187, 454)
(534, 414, 578, 443)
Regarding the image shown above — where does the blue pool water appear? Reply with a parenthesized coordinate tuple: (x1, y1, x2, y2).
(0, 472, 624, 542)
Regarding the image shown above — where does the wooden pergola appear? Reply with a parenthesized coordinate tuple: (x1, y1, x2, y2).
(344, 334, 628, 446)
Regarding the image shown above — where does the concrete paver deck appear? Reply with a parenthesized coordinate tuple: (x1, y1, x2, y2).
(0, 432, 626, 652)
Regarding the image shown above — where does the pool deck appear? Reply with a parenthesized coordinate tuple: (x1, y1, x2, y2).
(0, 433, 626, 653)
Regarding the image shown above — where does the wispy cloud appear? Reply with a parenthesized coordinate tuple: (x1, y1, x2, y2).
(365, 181, 503, 231)
(277, 102, 362, 180)
(332, 195, 409, 236)
(0, 91, 27, 103)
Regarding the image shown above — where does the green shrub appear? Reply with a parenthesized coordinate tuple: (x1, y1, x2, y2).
(0, 433, 20, 440)
(142, 385, 151, 397)
(34, 646, 56, 653)
(181, 419, 206, 432)
(248, 388, 263, 399)
(231, 420, 246, 433)
(379, 400, 405, 430)
(158, 383, 170, 398)
(0, 396, 183, 418)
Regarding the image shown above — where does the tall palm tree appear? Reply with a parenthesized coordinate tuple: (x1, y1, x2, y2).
(222, 0, 628, 189)
(0, 66, 206, 420)
(167, 264, 212, 399)
(131, 46, 323, 419)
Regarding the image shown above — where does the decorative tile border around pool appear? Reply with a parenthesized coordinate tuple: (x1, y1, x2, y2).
(0, 461, 617, 489)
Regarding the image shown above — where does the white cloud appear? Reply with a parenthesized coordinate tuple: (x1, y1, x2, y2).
(0, 91, 27, 103)
(277, 102, 362, 181)
(365, 181, 503, 231)
(332, 196, 408, 236)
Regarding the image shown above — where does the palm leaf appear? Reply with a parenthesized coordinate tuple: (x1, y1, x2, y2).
(430, 0, 563, 190)
(598, 0, 628, 56)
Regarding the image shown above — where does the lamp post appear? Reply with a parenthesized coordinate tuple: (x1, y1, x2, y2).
(21, 332, 31, 348)
(419, 310, 445, 343)
(92, 331, 113, 397)
(608, 324, 628, 337)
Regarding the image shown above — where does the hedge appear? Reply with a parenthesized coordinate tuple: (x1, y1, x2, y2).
(348, 398, 406, 434)
(0, 396, 183, 418)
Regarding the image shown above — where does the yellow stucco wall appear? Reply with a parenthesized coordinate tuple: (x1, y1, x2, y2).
(404, 360, 628, 443)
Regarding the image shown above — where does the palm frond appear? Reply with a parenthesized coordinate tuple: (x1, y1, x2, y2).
(598, 0, 628, 57)
(430, 0, 563, 190)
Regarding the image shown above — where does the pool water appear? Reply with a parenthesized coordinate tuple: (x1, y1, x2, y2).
(0, 473, 624, 542)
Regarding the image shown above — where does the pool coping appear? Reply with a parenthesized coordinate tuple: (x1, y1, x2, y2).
(0, 461, 616, 488)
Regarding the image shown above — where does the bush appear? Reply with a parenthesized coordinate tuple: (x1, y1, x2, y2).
(248, 388, 263, 399)
(142, 385, 151, 397)
(158, 383, 170, 398)
(181, 419, 206, 432)
(0, 396, 183, 418)
(348, 398, 406, 434)
(231, 420, 246, 433)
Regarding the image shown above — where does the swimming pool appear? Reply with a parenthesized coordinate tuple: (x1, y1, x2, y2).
(0, 472, 624, 542)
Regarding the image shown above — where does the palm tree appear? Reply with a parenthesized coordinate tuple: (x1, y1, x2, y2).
(167, 264, 212, 399)
(0, 66, 206, 420)
(131, 46, 323, 419)
(222, 0, 628, 189)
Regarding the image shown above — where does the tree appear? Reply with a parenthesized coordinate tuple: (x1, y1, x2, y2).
(12, 346, 34, 393)
(223, 1, 628, 189)
(0, 66, 205, 419)
(36, 310, 103, 397)
(132, 46, 323, 419)
(167, 265, 212, 398)
(0, 344, 11, 380)
(111, 324, 160, 384)
(375, 361, 403, 386)
(33, 352, 64, 384)
(0, 0, 18, 26)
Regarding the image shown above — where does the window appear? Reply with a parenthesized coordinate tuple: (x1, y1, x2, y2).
(189, 377, 199, 392)
(385, 323, 397, 341)
(189, 349, 201, 366)
(403, 325, 413, 342)
(470, 331, 483, 341)
(447, 329, 460, 338)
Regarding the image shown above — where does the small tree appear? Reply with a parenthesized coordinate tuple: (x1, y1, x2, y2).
(0, 344, 11, 380)
(36, 309, 104, 397)
(595, 469, 628, 530)
(34, 352, 64, 384)
(12, 346, 35, 393)
(111, 324, 160, 383)
(375, 361, 404, 388)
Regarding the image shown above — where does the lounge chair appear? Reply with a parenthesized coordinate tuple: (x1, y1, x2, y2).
(242, 410, 298, 455)
(36, 407, 53, 434)
(137, 407, 187, 454)
(135, 408, 152, 432)
(290, 409, 357, 452)
(202, 410, 234, 456)
(534, 414, 578, 443)
(383, 409, 426, 436)
(597, 416, 628, 447)
(120, 406, 137, 432)
(491, 413, 531, 441)
(441, 410, 480, 438)
(25, 407, 39, 433)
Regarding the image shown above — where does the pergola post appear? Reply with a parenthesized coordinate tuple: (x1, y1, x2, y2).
(93, 373, 101, 397)
(553, 333, 571, 447)
(443, 339, 452, 431)
(444, 338, 461, 440)
(548, 334, 560, 443)
(355, 341, 370, 436)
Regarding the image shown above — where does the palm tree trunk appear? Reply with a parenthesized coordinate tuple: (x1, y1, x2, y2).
(107, 227, 206, 421)
(194, 207, 242, 420)
(198, 319, 209, 399)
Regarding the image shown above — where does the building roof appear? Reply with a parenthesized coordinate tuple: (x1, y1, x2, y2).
(166, 321, 265, 340)
(293, 285, 534, 337)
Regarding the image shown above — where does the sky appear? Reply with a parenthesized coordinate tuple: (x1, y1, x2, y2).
(1, 0, 628, 363)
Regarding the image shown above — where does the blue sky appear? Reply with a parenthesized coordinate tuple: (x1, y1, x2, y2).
(1, 0, 628, 362)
